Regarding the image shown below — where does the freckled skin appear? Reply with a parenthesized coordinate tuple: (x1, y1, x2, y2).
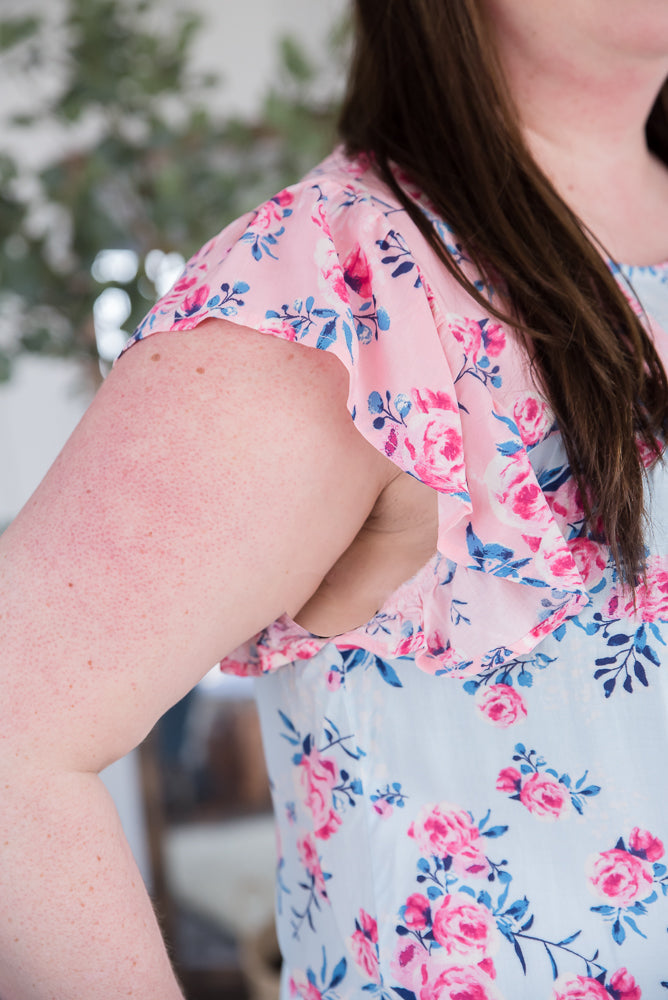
(0, 319, 403, 998)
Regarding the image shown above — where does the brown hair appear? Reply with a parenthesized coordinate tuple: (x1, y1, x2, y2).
(338, 0, 668, 587)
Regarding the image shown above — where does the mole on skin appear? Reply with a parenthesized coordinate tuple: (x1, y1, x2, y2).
(150, 353, 160, 362)
(196, 367, 205, 374)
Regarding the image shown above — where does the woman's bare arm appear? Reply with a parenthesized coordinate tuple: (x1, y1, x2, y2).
(0, 320, 393, 999)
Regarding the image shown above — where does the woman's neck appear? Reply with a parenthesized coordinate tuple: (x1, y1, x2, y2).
(488, 1, 668, 264)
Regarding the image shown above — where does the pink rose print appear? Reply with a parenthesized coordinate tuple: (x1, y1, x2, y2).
(519, 772, 572, 821)
(475, 684, 527, 728)
(513, 393, 551, 446)
(482, 321, 506, 357)
(289, 974, 322, 1000)
(487, 449, 554, 534)
(349, 909, 380, 982)
(391, 938, 428, 992)
(499, 744, 599, 818)
(608, 968, 642, 1000)
(628, 827, 664, 861)
(431, 893, 499, 964)
(409, 420, 467, 492)
(446, 315, 483, 359)
(615, 556, 668, 622)
(297, 834, 328, 898)
(420, 963, 503, 1000)
(297, 748, 341, 840)
(412, 387, 458, 414)
(551, 973, 610, 1000)
(586, 848, 653, 906)
(409, 803, 490, 878)
(568, 538, 607, 588)
(496, 767, 522, 794)
(343, 244, 373, 299)
(178, 283, 210, 318)
(252, 190, 294, 230)
(403, 893, 431, 931)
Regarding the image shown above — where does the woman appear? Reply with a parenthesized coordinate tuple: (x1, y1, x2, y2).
(1, 2, 667, 998)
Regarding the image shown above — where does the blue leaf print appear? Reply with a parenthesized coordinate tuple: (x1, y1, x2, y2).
(329, 957, 347, 990)
(375, 657, 403, 688)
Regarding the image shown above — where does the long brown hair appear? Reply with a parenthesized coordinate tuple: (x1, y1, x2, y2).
(339, 0, 668, 587)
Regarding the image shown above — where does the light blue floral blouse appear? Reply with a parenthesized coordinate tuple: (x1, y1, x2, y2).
(127, 150, 668, 1000)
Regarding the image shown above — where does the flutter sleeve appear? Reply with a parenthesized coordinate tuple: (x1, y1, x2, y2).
(121, 151, 589, 678)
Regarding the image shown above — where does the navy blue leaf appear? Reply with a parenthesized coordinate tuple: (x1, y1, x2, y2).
(375, 657, 403, 688)
(316, 319, 337, 350)
(392, 261, 415, 277)
(481, 825, 508, 838)
(603, 677, 617, 697)
(302, 734, 312, 756)
(591, 905, 616, 915)
(612, 918, 626, 945)
(520, 915, 534, 932)
(557, 930, 581, 946)
(506, 897, 529, 921)
(623, 674, 634, 693)
(395, 924, 410, 936)
(329, 957, 347, 990)
(368, 390, 384, 413)
(607, 633, 630, 646)
(279, 710, 297, 733)
(392, 989, 418, 1000)
(640, 648, 657, 670)
(513, 937, 527, 974)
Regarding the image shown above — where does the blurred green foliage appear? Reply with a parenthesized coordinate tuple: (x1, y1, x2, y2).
(0, 0, 343, 386)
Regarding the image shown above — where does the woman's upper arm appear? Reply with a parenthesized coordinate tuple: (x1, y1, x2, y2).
(0, 320, 392, 773)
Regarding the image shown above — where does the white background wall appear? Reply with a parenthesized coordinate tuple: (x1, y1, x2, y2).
(0, 0, 347, 884)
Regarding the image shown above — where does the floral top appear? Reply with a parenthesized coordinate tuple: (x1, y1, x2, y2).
(124, 149, 668, 1000)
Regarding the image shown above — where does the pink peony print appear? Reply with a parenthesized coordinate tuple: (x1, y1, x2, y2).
(372, 797, 393, 818)
(391, 938, 429, 992)
(513, 393, 551, 446)
(412, 387, 458, 414)
(628, 827, 664, 861)
(343, 244, 373, 298)
(568, 538, 607, 588)
(179, 283, 210, 317)
(496, 767, 522, 794)
(482, 321, 506, 357)
(431, 893, 499, 965)
(609, 968, 642, 1000)
(297, 748, 341, 840)
(252, 190, 293, 231)
(409, 419, 467, 492)
(409, 803, 489, 877)
(551, 973, 610, 1000)
(519, 772, 572, 820)
(420, 963, 503, 1000)
(326, 669, 342, 691)
(289, 974, 322, 1000)
(487, 449, 554, 535)
(296, 834, 327, 898)
(586, 848, 653, 906)
(349, 909, 380, 982)
(446, 315, 483, 359)
(475, 684, 527, 727)
(616, 557, 668, 622)
(403, 893, 431, 931)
